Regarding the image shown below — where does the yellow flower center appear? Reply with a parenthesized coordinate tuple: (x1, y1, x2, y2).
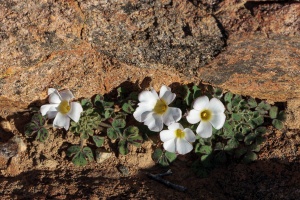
(153, 99, 168, 115)
(200, 109, 212, 122)
(175, 129, 185, 139)
(58, 100, 71, 114)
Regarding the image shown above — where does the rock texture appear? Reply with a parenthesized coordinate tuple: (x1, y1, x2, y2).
(0, 0, 299, 127)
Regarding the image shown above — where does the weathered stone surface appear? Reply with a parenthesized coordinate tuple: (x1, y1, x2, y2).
(80, 0, 225, 74)
(198, 35, 300, 102)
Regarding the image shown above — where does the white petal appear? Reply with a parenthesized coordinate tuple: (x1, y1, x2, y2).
(167, 123, 183, 131)
(48, 89, 61, 104)
(67, 102, 83, 122)
(59, 89, 75, 101)
(163, 139, 176, 153)
(40, 104, 58, 116)
(176, 139, 193, 155)
(207, 98, 225, 113)
(160, 91, 176, 105)
(196, 121, 212, 138)
(160, 130, 176, 142)
(150, 88, 159, 99)
(144, 113, 163, 132)
(138, 91, 158, 103)
(184, 128, 196, 143)
(193, 96, 209, 110)
(186, 109, 201, 124)
(53, 112, 70, 130)
(47, 111, 58, 119)
(210, 113, 226, 130)
(133, 103, 154, 122)
(162, 107, 182, 126)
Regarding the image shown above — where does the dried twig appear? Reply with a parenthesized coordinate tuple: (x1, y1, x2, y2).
(147, 169, 187, 192)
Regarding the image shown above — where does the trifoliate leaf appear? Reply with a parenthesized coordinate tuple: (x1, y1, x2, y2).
(93, 136, 105, 147)
(272, 119, 284, 130)
(112, 118, 126, 129)
(224, 138, 239, 151)
(107, 127, 120, 140)
(255, 126, 267, 136)
(249, 144, 261, 152)
(277, 110, 286, 121)
(195, 144, 212, 155)
(83, 146, 94, 161)
(234, 148, 247, 158)
(72, 152, 88, 166)
(244, 132, 256, 145)
(165, 152, 177, 163)
(232, 95, 242, 107)
(37, 128, 49, 142)
(104, 109, 114, 119)
(248, 97, 257, 108)
(122, 102, 134, 114)
(80, 131, 89, 140)
(118, 140, 128, 155)
(32, 113, 45, 126)
(258, 101, 271, 110)
(269, 106, 278, 119)
(232, 113, 242, 121)
(127, 134, 143, 147)
(81, 99, 93, 109)
(152, 148, 163, 162)
(214, 142, 224, 151)
(224, 92, 233, 102)
(67, 145, 81, 157)
(252, 115, 264, 126)
(25, 122, 39, 137)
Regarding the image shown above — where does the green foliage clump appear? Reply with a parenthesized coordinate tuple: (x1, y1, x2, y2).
(24, 113, 48, 142)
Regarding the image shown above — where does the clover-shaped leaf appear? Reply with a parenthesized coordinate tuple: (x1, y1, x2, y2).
(93, 136, 105, 147)
(152, 148, 177, 167)
(112, 118, 126, 129)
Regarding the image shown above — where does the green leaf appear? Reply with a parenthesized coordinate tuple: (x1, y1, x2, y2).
(258, 101, 271, 110)
(107, 127, 120, 140)
(224, 92, 233, 102)
(224, 138, 239, 151)
(118, 140, 128, 155)
(184, 85, 192, 106)
(227, 102, 232, 112)
(232, 113, 242, 121)
(117, 87, 125, 98)
(32, 113, 45, 126)
(192, 85, 201, 99)
(165, 152, 177, 163)
(66, 145, 81, 157)
(234, 148, 247, 158)
(102, 101, 114, 108)
(104, 109, 113, 119)
(24, 122, 39, 137)
(252, 115, 264, 126)
(248, 97, 257, 108)
(152, 148, 163, 163)
(83, 146, 94, 161)
(80, 131, 90, 140)
(214, 87, 223, 98)
(129, 92, 138, 101)
(81, 99, 93, 109)
(242, 151, 257, 163)
(72, 152, 88, 166)
(124, 126, 139, 137)
(277, 111, 286, 121)
(37, 128, 49, 142)
(195, 144, 212, 155)
(249, 144, 261, 152)
(269, 106, 278, 119)
(255, 126, 267, 136)
(272, 119, 284, 130)
(93, 136, 105, 147)
(122, 102, 134, 114)
(127, 135, 143, 147)
(112, 118, 126, 129)
(244, 132, 256, 145)
(214, 142, 224, 151)
(232, 95, 242, 107)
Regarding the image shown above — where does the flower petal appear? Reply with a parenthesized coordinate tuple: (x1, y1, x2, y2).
(196, 121, 212, 138)
(163, 139, 176, 153)
(186, 109, 201, 124)
(167, 122, 183, 131)
(53, 112, 70, 130)
(210, 113, 226, 130)
(40, 104, 58, 116)
(59, 89, 75, 101)
(207, 98, 225, 113)
(193, 96, 209, 110)
(47, 111, 58, 119)
(144, 113, 163, 132)
(133, 103, 154, 122)
(176, 139, 193, 155)
(162, 107, 182, 126)
(67, 102, 83, 122)
(150, 88, 159, 99)
(184, 128, 196, 143)
(138, 90, 158, 103)
(159, 85, 175, 105)
(48, 88, 61, 104)
(160, 130, 176, 142)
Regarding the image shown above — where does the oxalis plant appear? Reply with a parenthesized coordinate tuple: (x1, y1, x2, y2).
(24, 84, 285, 174)
(25, 88, 143, 166)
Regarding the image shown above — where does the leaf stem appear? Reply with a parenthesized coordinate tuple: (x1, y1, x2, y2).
(99, 122, 112, 128)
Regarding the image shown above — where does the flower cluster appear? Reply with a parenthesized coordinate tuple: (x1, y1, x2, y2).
(134, 85, 226, 155)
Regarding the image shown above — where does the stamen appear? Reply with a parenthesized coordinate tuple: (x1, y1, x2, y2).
(153, 99, 168, 115)
(175, 129, 185, 139)
(200, 110, 212, 122)
(58, 100, 71, 114)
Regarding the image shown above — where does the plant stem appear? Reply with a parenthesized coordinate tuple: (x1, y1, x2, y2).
(99, 122, 112, 128)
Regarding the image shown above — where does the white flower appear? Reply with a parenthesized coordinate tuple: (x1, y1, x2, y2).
(160, 123, 196, 155)
(40, 88, 83, 130)
(186, 96, 226, 138)
(133, 85, 182, 132)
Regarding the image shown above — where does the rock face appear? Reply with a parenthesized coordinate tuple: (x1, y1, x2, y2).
(0, 0, 299, 127)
